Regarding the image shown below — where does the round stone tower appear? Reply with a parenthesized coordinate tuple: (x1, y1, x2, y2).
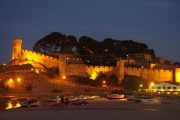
(116, 59, 125, 83)
(12, 37, 22, 60)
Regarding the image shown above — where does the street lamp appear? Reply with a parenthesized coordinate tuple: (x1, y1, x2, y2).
(102, 80, 107, 87)
(149, 82, 155, 96)
(139, 84, 143, 91)
(150, 82, 154, 89)
(17, 78, 21, 83)
(62, 76, 66, 80)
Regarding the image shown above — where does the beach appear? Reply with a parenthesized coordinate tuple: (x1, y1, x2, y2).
(1, 97, 180, 120)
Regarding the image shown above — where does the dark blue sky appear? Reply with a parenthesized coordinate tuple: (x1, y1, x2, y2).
(0, 0, 180, 63)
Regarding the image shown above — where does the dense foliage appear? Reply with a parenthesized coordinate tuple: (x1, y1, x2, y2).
(67, 73, 119, 87)
(33, 32, 156, 66)
(120, 75, 147, 91)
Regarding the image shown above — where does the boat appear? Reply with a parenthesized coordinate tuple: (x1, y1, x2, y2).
(20, 98, 40, 107)
(78, 95, 99, 100)
(134, 96, 161, 104)
(107, 94, 124, 99)
(125, 95, 135, 101)
(47, 98, 60, 102)
(141, 97, 161, 104)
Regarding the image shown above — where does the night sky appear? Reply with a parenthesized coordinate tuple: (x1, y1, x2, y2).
(0, 0, 180, 63)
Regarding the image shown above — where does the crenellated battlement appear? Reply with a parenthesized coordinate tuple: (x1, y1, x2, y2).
(125, 67, 172, 72)
(124, 67, 173, 82)
(86, 65, 114, 69)
(85, 65, 114, 75)
(21, 49, 59, 68)
(22, 50, 59, 61)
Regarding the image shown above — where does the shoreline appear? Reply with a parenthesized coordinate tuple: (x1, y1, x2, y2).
(1, 100, 180, 120)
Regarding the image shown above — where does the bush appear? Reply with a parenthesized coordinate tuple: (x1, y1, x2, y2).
(25, 84, 33, 91)
(120, 75, 142, 91)
(52, 89, 62, 93)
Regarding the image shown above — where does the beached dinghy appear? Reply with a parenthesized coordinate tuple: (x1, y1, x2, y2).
(107, 94, 124, 99)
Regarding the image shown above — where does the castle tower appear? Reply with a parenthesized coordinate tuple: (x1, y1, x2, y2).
(116, 59, 125, 83)
(12, 37, 22, 60)
(59, 54, 68, 80)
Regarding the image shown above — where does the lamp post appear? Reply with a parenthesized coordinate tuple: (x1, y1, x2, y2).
(102, 80, 107, 87)
(17, 78, 21, 83)
(139, 84, 143, 91)
(150, 82, 154, 96)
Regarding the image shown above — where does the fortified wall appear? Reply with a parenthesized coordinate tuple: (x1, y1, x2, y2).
(124, 67, 173, 82)
(11, 38, 59, 69)
(85, 66, 114, 75)
(10, 37, 180, 83)
(21, 50, 59, 68)
(59, 53, 120, 80)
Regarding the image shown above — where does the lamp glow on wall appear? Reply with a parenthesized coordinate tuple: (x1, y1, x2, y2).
(175, 68, 180, 82)
(90, 71, 98, 80)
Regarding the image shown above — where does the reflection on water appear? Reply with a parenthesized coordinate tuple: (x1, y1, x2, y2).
(5, 101, 21, 110)
(14, 103, 21, 108)
(5, 102, 13, 109)
(0, 95, 29, 110)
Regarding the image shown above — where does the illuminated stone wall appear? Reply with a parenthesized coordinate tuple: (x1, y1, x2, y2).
(21, 50, 59, 68)
(86, 66, 114, 75)
(66, 64, 87, 77)
(124, 67, 173, 82)
(11, 38, 180, 83)
(175, 68, 180, 82)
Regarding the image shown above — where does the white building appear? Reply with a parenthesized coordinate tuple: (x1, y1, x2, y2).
(150, 82, 180, 92)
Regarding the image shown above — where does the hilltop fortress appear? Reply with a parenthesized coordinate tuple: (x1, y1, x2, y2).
(10, 38, 180, 83)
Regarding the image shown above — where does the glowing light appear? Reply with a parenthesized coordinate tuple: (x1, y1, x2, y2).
(90, 71, 98, 80)
(175, 68, 180, 82)
(5, 102, 13, 109)
(139, 84, 143, 88)
(5, 102, 21, 109)
(102, 80, 107, 87)
(102, 80, 106, 84)
(119, 98, 128, 101)
(150, 82, 154, 88)
(17, 78, 21, 82)
(5, 78, 15, 88)
(62, 76, 66, 79)
(14, 103, 21, 108)
(35, 69, 39, 74)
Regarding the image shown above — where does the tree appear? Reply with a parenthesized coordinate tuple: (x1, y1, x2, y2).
(65, 35, 77, 53)
(33, 32, 66, 53)
(33, 32, 156, 66)
(120, 75, 142, 91)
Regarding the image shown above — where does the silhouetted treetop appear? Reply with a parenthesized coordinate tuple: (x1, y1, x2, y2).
(33, 32, 156, 65)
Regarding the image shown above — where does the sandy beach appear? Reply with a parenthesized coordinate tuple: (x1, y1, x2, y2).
(1, 98, 180, 120)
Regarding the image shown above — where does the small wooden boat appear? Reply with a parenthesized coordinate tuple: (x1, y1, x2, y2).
(107, 94, 124, 99)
